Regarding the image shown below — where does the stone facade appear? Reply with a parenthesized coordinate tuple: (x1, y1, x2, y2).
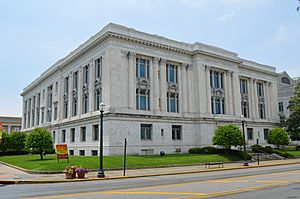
(21, 23, 279, 156)
(277, 71, 300, 118)
(0, 116, 22, 134)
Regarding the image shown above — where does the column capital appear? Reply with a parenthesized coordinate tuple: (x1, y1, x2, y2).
(152, 57, 160, 64)
(180, 63, 188, 70)
(159, 58, 167, 64)
(120, 50, 136, 58)
(205, 64, 211, 71)
(226, 70, 233, 76)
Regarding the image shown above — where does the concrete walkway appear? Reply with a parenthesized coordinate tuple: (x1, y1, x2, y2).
(1, 159, 300, 184)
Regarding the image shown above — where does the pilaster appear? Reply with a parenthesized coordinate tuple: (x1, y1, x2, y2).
(159, 59, 167, 112)
(152, 57, 160, 113)
(205, 65, 211, 114)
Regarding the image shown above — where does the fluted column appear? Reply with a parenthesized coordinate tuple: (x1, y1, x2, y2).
(205, 65, 211, 114)
(226, 71, 233, 115)
(152, 57, 160, 113)
(232, 71, 241, 116)
(77, 67, 82, 116)
(181, 63, 188, 114)
(128, 52, 136, 110)
(159, 59, 167, 112)
(223, 71, 228, 114)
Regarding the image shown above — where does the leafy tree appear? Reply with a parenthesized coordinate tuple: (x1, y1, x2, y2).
(212, 124, 243, 150)
(0, 132, 11, 153)
(25, 128, 54, 160)
(267, 128, 289, 149)
(11, 132, 27, 153)
(286, 81, 300, 140)
(298, 0, 300, 12)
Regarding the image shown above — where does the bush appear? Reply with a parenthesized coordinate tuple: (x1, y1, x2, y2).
(212, 125, 243, 149)
(11, 132, 27, 152)
(296, 145, 300, 151)
(267, 128, 289, 149)
(188, 147, 218, 154)
(272, 149, 294, 158)
(188, 148, 202, 154)
(251, 145, 263, 153)
(218, 149, 252, 160)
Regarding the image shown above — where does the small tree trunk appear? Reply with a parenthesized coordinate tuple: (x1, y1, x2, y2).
(40, 152, 43, 160)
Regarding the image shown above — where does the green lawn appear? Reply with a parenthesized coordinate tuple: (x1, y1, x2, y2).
(0, 154, 241, 172)
(285, 150, 300, 157)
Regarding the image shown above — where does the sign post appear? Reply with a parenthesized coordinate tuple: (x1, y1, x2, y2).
(56, 144, 69, 163)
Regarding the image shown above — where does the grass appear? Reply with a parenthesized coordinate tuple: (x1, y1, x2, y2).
(0, 154, 241, 172)
(285, 150, 300, 157)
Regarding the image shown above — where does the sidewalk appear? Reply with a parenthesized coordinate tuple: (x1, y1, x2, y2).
(1, 159, 300, 184)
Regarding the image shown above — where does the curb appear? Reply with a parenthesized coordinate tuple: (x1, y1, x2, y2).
(1, 161, 300, 184)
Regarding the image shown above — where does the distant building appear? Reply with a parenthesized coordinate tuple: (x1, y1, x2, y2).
(21, 23, 279, 156)
(0, 116, 22, 133)
(277, 71, 300, 118)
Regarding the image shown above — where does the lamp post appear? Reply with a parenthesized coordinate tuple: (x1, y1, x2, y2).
(241, 115, 249, 166)
(97, 102, 105, 178)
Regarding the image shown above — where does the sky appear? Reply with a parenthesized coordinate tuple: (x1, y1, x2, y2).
(0, 0, 299, 117)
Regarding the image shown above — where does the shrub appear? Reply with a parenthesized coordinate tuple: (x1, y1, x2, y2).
(251, 144, 263, 153)
(272, 149, 294, 158)
(11, 132, 27, 152)
(188, 148, 202, 154)
(296, 145, 300, 151)
(212, 125, 243, 149)
(218, 149, 252, 160)
(267, 128, 289, 149)
(188, 147, 219, 154)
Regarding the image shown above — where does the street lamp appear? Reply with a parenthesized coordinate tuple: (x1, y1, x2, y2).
(97, 102, 105, 178)
(241, 115, 249, 166)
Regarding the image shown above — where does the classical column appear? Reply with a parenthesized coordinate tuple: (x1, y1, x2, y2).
(177, 64, 182, 114)
(232, 71, 241, 116)
(198, 64, 206, 114)
(265, 82, 272, 120)
(152, 57, 160, 113)
(159, 59, 167, 112)
(77, 67, 82, 116)
(223, 71, 228, 114)
(205, 65, 211, 114)
(89, 60, 94, 113)
(180, 63, 188, 114)
(128, 52, 136, 110)
(249, 78, 255, 119)
(226, 71, 233, 115)
(252, 79, 258, 119)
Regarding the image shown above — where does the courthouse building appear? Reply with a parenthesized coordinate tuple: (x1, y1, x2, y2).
(21, 23, 279, 156)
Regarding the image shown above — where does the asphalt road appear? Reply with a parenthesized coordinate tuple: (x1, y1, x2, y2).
(1, 163, 300, 199)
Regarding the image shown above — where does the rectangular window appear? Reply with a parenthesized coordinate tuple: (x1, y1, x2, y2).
(52, 131, 55, 143)
(47, 86, 53, 122)
(141, 124, 152, 140)
(136, 58, 150, 79)
(61, 130, 66, 143)
(136, 90, 150, 110)
(240, 79, 248, 94)
(167, 92, 179, 113)
(53, 103, 58, 120)
(166, 64, 178, 83)
(80, 127, 86, 142)
(279, 102, 284, 112)
(257, 82, 264, 97)
(172, 125, 182, 140)
(73, 71, 78, 89)
(241, 101, 249, 118)
(94, 89, 102, 111)
(82, 93, 89, 114)
(70, 128, 75, 142)
(210, 71, 223, 89)
(63, 77, 69, 119)
(247, 128, 253, 140)
(93, 125, 99, 141)
(264, 129, 269, 140)
(69, 150, 74, 155)
(91, 150, 98, 156)
(211, 98, 225, 114)
(79, 150, 85, 156)
(41, 108, 45, 124)
(55, 82, 58, 93)
(83, 65, 89, 84)
(259, 103, 266, 119)
(95, 58, 102, 79)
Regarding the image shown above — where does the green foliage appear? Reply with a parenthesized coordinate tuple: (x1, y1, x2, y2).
(267, 128, 289, 149)
(212, 125, 243, 149)
(251, 144, 263, 153)
(286, 81, 300, 140)
(272, 149, 294, 158)
(188, 147, 219, 154)
(296, 145, 300, 151)
(219, 149, 252, 160)
(25, 128, 54, 160)
(0, 132, 11, 153)
(11, 132, 27, 152)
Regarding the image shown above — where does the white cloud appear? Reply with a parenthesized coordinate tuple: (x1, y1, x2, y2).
(181, 0, 206, 7)
(274, 25, 290, 43)
(217, 11, 235, 22)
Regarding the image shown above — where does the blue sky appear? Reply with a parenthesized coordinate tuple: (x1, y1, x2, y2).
(0, 0, 299, 117)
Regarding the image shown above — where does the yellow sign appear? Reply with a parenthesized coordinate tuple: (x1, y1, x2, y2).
(56, 144, 69, 162)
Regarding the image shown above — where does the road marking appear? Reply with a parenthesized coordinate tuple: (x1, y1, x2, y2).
(23, 169, 300, 199)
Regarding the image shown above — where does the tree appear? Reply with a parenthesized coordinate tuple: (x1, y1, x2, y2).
(25, 128, 54, 160)
(212, 124, 243, 150)
(11, 132, 27, 153)
(267, 128, 289, 149)
(298, 0, 300, 12)
(0, 132, 11, 153)
(286, 81, 300, 140)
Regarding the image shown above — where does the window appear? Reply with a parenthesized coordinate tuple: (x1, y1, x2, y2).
(63, 77, 69, 119)
(257, 82, 264, 97)
(69, 150, 74, 155)
(55, 82, 58, 93)
(141, 124, 152, 140)
(161, 129, 164, 136)
(80, 127, 86, 142)
(93, 125, 99, 141)
(95, 58, 102, 79)
(279, 102, 284, 112)
(241, 101, 249, 118)
(211, 97, 225, 114)
(70, 128, 75, 142)
(79, 150, 85, 156)
(247, 128, 253, 140)
(240, 79, 248, 94)
(47, 85, 53, 122)
(73, 71, 78, 89)
(94, 88, 102, 111)
(52, 131, 55, 143)
(36, 93, 40, 125)
(167, 92, 179, 113)
(264, 129, 269, 140)
(72, 72, 78, 117)
(136, 89, 150, 110)
(41, 107, 45, 124)
(136, 58, 150, 79)
(210, 71, 223, 89)
(91, 150, 98, 156)
(53, 103, 58, 120)
(83, 65, 89, 84)
(82, 66, 89, 114)
(42, 89, 45, 100)
(61, 130, 66, 143)
(259, 103, 266, 119)
(166, 64, 178, 83)
(82, 93, 89, 114)
(172, 125, 182, 140)
(281, 77, 290, 84)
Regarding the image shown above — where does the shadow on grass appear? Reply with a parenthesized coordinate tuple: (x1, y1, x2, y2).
(28, 157, 55, 162)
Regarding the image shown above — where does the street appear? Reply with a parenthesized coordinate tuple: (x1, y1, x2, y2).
(1, 164, 300, 199)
